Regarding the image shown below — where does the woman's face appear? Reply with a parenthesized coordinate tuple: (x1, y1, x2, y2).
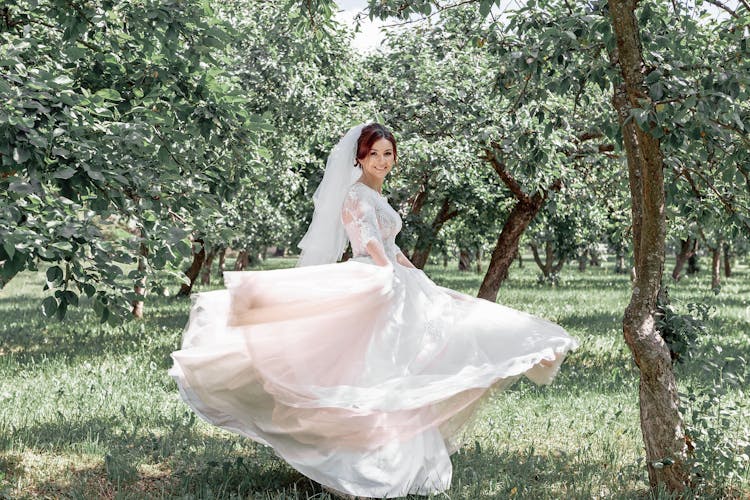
(359, 138, 395, 180)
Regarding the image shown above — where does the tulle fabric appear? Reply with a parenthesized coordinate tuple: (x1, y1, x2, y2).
(170, 258, 578, 498)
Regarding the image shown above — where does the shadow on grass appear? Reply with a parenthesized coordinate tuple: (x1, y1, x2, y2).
(18, 424, 650, 499)
(30, 454, 319, 500)
(11, 412, 322, 499)
(558, 311, 622, 334)
(447, 444, 647, 499)
(0, 294, 189, 368)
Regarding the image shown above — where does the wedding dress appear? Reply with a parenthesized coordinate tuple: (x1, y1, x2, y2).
(169, 181, 579, 498)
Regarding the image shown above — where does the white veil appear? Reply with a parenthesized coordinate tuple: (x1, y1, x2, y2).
(296, 123, 368, 267)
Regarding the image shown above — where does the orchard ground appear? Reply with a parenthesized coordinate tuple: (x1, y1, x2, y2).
(1, 255, 748, 499)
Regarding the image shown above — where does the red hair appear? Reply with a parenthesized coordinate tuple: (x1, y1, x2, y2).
(355, 123, 397, 166)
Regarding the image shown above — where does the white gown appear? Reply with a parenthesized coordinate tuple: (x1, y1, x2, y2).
(169, 181, 579, 498)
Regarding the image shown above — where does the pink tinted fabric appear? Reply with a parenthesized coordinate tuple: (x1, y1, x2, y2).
(170, 182, 579, 498)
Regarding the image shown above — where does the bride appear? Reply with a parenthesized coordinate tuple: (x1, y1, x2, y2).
(170, 123, 578, 498)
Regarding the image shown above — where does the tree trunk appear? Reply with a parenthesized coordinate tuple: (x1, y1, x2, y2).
(248, 252, 262, 267)
(687, 253, 699, 275)
(132, 240, 148, 318)
(615, 246, 627, 274)
(408, 183, 429, 218)
(552, 257, 565, 274)
(517, 247, 523, 268)
(479, 135, 562, 302)
(723, 243, 731, 278)
(475, 247, 483, 274)
(234, 249, 248, 271)
(411, 243, 431, 269)
(411, 197, 457, 269)
(530, 241, 556, 277)
(710, 243, 721, 290)
(610, 0, 688, 489)
(478, 196, 544, 300)
(341, 246, 352, 262)
(577, 253, 587, 272)
(406, 184, 429, 261)
(217, 246, 227, 273)
(201, 247, 216, 286)
(458, 249, 471, 272)
(530, 242, 545, 276)
(589, 249, 601, 267)
(177, 238, 206, 297)
(672, 237, 696, 281)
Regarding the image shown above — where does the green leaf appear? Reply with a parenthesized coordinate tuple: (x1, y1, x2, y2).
(53, 167, 77, 179)
(63, 290, 79, 307)
(95, 89, 122, 101)
(53, 75, 74, 86)
(175, 240, 193, 258)
(56, 299, 68, 320)
(479, 1, 492, 17)
(46, 266, 64, 284)
(41, 296, 58, 317)
(64, 45, 86, 60)
(85, 168, 106, 182)
(100, 306, 110, 324)
(8, 182, 33, 194)
(3, 241, 15, 260)
(12, 147, 30, 164)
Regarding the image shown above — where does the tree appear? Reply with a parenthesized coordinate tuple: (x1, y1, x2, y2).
(298, 0, 750, 492)
(608, 0, 689, 489)
(0, 0, 258, 321)
(357, 7, 616, 298)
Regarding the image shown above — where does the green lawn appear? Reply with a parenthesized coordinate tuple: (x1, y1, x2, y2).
(1, 256, 748, 499)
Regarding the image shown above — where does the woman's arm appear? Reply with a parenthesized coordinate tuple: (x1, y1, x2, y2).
(395, 251, 416, 269)
(366, 240, 391, 267)
(342, 189, 392, 268)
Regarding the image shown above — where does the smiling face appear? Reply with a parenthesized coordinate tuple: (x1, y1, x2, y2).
(359, 138, 395, 181)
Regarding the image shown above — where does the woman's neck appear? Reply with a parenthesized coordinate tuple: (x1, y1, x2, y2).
(357, 173, 383, 193)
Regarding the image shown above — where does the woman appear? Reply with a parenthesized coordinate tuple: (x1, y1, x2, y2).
(170, 123, 578, 498)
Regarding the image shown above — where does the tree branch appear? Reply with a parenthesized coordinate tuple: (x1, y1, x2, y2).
(689, 167, 750, 229)
(704, 0, 739, 18)
(710, 119, 750, 146)
(484, 145, 530, 203)
(66, 0, 96, 28)
(381, 0, 481, 28)
(672, 165, 702, 200)
(507, 72, 532, 115)
(25, 15, 102, 52)
(737, 164, 750, 193)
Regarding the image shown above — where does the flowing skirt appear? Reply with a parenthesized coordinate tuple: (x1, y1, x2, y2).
(169, 260, 578, 497)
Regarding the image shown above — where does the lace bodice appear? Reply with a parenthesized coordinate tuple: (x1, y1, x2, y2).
(341, 182, 403, 262)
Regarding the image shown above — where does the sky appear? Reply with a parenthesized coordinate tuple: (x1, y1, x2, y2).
(333, 0, 527, 52)
(334, 0, 742, 53)
(333, 0, 388, 53)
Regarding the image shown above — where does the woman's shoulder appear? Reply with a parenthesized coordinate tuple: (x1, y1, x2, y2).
(348, 181, 386, 199)
(346, 181, 375, 200)
(343, 182, 381, 214)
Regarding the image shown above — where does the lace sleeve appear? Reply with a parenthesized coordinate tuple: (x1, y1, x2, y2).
(341, 187, 386, 259)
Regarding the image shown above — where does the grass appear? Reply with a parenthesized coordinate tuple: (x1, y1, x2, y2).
(1, 255, 748, 499)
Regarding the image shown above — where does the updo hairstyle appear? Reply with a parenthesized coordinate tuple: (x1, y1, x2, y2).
(355, 123, 397, 167)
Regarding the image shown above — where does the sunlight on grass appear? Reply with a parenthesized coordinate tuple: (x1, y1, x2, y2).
(1, 255, 748, 498)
